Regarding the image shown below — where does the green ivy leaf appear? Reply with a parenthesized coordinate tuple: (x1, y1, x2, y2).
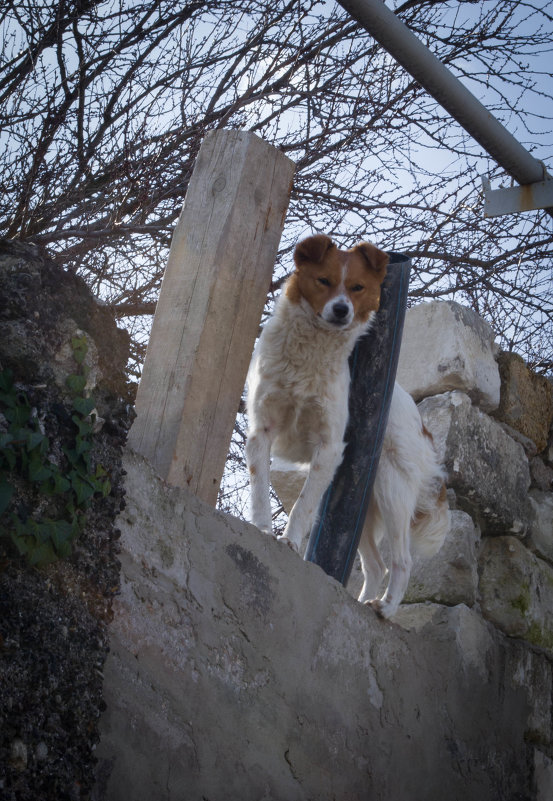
(28, 453, 53, 483)
(66, 373, 87, 395)
(0, 479, 14, 516)
(0, 363, 110, 567)
(72, 414, 93, 438)
(0, 447, 16, 471)
(53, 473, 71, 494)
(49, 519, 73, 551)
(71, 336, 88, 365)
(73, 396, 96, 417)
(75, 437, 92, 458)
(0, 369, 14, 393)
(71, 475, 96, 507)
(25, 430, 47, 452)
(28, 541, 58, 567)
(9, 400, 31, 428)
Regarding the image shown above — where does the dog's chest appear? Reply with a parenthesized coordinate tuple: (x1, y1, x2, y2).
(261, 312, 352, 392)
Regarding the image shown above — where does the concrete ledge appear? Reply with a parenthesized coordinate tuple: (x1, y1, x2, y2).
(94, 450, 547, 800)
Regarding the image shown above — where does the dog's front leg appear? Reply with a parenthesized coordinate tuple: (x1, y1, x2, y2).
(281, 440, 344, 552)
(245, 427, 274, 535)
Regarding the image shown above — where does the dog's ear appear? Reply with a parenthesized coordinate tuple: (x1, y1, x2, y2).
(355, 242, 389, 280)
(294, 234, 335, 267)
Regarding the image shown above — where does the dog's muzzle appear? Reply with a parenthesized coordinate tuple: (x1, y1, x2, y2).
(323, 298, 353, 327)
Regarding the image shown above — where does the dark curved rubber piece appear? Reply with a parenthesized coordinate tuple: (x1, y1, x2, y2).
(304, 253, 411, 586)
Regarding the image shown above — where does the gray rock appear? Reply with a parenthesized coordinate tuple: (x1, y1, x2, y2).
(479, 536, 553, 656)
(506, 643, 552, 745)
(397, 300, 500, 411)
(530, 456, 553, 492)
(494, 351, 553, 453)
(419, 391, 531, 535)
(535, 749, 553, 801)
(528, 489, 553, 564)
(404, 509, 480, 607)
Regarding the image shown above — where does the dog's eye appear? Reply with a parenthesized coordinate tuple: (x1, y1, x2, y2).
(350, 284, 364, 292)
(317, 277, 331, 287)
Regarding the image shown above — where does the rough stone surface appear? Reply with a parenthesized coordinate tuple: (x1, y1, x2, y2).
(404, 509, 480, 607)
(494, 351, 553, 453)
(396, 300, 500, 411)
(478, 536, 553, 656)
(96, 451, 542, 801)
(419, 390, 531, 535)
(0, 239, 131, 800)
(505, 643, 552, 746)
(530, 456, 553, 492)
(528, 490, 553, 565)
(534, 750, 553, 801)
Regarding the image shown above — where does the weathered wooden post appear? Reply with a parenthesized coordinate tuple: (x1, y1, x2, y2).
(128, 130, 294, 505)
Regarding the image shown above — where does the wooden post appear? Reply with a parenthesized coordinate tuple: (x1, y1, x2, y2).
(127, 130, 294, 505)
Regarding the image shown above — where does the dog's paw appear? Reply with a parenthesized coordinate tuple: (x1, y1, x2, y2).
(366, 598, 397, 620)
(277, 535, 300, 554)
(252, 522, 273, 536)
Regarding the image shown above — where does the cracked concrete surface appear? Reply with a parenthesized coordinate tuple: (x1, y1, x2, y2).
(96, 450, 548, 801)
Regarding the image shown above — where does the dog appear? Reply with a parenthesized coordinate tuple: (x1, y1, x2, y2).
(245, 233, 449, 619)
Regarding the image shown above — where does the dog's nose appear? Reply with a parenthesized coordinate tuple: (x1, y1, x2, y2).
(332, 302, 349, 319)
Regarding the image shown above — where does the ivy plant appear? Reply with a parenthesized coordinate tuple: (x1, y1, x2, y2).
(0, 336, 110, 566)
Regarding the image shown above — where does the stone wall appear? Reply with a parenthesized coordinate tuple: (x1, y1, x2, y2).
(96, 299, 553, 800)
(0, 240, 131, 800)
(398, 302, 553, 659)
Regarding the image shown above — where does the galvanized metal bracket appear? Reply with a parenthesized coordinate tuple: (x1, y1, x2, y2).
(481, 166, 553, 218)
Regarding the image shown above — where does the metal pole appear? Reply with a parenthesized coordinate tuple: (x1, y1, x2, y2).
(337, 0, 550, 190)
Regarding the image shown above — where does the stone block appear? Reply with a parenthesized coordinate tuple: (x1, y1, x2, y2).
(397, 603, 551, 747)
(530, 456, 553, 492)
(535, 750, 553, 801)
(494, 351, 553, 453)
(394, 602, 500, 680)
(528, 490, 553, 565)
(396, 300, 500, 411)
(478, 536, 553, 657)
(419, 391, 531, 535)
(506, 643, 552, 746)
(270, 457, 307, 517)
(404, 509, 480, 607)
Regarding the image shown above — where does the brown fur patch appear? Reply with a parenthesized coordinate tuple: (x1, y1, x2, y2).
(286, 234, 388, 320)
(421, 424, 434, 442)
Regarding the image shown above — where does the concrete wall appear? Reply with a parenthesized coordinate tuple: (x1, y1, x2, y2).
(96, 449, 549, 801)
(96, 300, 553, 801)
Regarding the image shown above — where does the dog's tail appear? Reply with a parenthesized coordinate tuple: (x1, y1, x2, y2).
(410, 480, 450, 558)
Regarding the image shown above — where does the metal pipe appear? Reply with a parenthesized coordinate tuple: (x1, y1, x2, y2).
(337, 0, 548, 187)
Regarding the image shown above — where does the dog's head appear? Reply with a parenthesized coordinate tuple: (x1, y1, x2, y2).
(286, 234, 388, 328)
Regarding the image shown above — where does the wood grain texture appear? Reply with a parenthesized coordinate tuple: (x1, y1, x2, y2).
(128, 130, 294, 504)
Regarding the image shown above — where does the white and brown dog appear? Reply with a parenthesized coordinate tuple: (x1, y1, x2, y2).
(246, 234, 449, 618)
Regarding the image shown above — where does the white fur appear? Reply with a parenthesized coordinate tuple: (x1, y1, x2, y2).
(246, 285, 449, 619)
